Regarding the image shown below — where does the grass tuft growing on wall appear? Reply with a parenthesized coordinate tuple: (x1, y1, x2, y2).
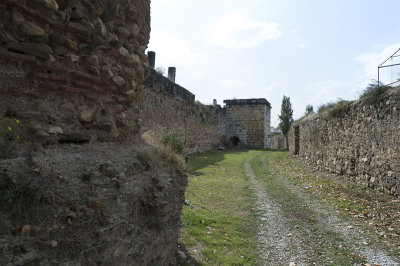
(360, 80, 390, 106)
(327, 100, 348, 120)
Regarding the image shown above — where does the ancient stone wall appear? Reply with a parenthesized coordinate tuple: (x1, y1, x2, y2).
(139, 51, 225, 153)
(289, 88, 400, 196)
(271, 135, 286, 149)
(146, 67, 195, 104)
(0, 0, 151, 144)
(0, 1, 187, 264)
(140, 73, 225, 153)
(224, 99, 271, 148)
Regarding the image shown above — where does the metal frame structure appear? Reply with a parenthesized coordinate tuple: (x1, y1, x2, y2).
(378, 48, 400, 88)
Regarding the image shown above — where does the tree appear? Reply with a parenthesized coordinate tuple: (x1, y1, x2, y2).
(278, 96, 293, 150)
(304, 104, 314, 116)
(270, 126, 282, 137)
(155, 66, 166, 75)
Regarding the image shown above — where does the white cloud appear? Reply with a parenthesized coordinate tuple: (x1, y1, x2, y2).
(304, 80, 355, 107)
(218, 79, 246, 89)
(207, 12, 282, 49)
(299, 43, 305, 49)
(263, 83, 277, 96)
(357, 43, 400, 87)
(147, 28, 198, 67)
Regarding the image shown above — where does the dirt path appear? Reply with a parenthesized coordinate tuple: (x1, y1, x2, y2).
(245, 153, 309, 265)
(246, 152, 399, 265)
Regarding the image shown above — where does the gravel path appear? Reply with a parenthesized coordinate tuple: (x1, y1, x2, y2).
(245, 154, 309, 265)
(261, 154, 399, 266)
(245, 152, 399, 265)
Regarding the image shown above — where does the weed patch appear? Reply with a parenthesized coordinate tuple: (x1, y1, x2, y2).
(360, 80, 390, 106)
(327, 100, 348, 120)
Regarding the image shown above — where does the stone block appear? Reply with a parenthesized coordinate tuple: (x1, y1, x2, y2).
(80, 108, 96, 123)
(113, 75, 126, 86)
(33, 0, 59, 11)
(20, 22, 46, 36)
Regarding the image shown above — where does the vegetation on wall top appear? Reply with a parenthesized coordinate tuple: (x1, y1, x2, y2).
(359, 80, 390, 106)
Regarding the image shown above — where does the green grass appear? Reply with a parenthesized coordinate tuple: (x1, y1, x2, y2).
(181, 149, 261, 265)
(181, 149, 400, 264)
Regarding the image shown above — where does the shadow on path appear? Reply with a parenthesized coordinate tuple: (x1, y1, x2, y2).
(187, 148, 251, 173)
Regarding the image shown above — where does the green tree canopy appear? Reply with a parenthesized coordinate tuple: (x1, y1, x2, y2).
(278, 96, 293, 150)
(278, 96, 293, 136)
(304, 104, 314, 116)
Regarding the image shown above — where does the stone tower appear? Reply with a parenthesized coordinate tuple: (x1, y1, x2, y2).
(224, 98, 271, 148)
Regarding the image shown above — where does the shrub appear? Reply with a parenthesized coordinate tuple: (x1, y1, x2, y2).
(304, 104, 314, 116)
(136, 150, 153, 168)
(170, 136, 183, 153)
(160, 134, 171, 146)
(160, 133, 184, 154)
(317, 102, 335, 113)
(327, 100, 348, 120)
(360, 80, 390, 106)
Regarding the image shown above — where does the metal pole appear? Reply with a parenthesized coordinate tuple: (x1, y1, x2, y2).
(378, 62, 400, 69)
(378, 48, 400, 67)
(378, 67, 380, 89)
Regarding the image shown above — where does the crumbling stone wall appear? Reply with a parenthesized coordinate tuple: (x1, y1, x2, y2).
(289, 88, 400, 196)
(0, 0, 150, 144)
(139, 51, 225, 153)
(140, 70, 225, 153)
(145, 67, 195, 104)
(270, 135, 286, 149)
(0, 1, 187, 264)
(224, 99, 271, 148)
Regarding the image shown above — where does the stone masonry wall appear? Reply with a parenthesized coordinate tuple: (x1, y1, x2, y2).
(146, 67, 195, 103)
(271, 135, 286, 149)
(0, 0, 151, 144)
(289, 88, 400, 196)
(140, 72, 225, 153)
(0, 1, 188, 265)
(224, 99, 271, 148)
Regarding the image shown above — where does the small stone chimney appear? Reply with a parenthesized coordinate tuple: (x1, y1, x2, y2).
(147, 51, 155, 69)
(213, 99, 217, 106)
(168, 67, 176, 82)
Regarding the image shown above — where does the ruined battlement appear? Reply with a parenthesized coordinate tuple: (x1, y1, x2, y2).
(145, 51, 195, 103)
(224, 98, 271, 107)
(146, 67, 195, 103)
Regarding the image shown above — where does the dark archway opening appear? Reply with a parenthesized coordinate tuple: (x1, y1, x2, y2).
(230, 136, 241, 147)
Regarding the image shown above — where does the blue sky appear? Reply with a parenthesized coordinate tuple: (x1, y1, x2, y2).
(147, 0, 400, 127)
